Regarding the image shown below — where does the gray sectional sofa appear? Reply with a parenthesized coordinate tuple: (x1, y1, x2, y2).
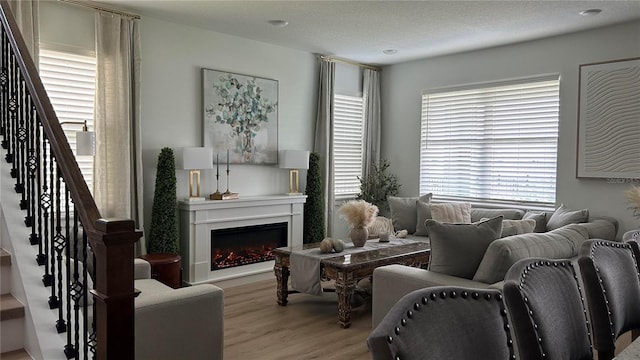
(371, 202, 619, 328)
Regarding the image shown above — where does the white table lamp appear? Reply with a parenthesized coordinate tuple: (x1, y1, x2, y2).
(279, 150, 309, 195)
(176, 147, 213, 201)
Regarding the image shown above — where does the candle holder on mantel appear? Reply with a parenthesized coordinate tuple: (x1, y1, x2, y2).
(210, 151, 238, 200)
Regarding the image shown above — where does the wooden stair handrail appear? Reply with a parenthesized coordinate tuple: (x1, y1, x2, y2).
(0, 2, 140, 358)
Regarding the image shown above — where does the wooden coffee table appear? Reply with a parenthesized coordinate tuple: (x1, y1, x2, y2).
(273, 241, 430, 328)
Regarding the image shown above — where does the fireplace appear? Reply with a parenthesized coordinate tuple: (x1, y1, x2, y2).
(180, 195, 305, 286)
(210, 222, 288, 271)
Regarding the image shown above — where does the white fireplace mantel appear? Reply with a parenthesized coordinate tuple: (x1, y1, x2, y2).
(179, 195, 306, 286)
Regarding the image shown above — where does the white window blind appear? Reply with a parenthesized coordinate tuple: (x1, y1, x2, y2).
(420, 75, 560, 207)
(39, 48, 96, 193)
(333, 94, 364, 198)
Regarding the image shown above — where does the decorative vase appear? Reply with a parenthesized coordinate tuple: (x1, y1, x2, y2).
(349, 227, 368, 247)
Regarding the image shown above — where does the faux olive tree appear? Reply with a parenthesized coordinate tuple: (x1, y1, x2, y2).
(303, 152, 325, 244)
(357, 159, 400, 215)
(148, 147, 179, 254)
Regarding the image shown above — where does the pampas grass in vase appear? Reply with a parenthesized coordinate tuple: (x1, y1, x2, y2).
(339, 200, 379, 247)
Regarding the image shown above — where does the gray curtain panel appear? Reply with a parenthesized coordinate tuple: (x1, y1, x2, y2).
(362, 68, 381, 178)
(313, 58, 335, 236)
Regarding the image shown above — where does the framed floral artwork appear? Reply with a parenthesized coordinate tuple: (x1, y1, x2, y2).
(203, 68, 278, 165)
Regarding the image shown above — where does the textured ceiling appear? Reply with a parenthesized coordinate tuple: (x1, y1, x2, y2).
(93, 0, 640, 65)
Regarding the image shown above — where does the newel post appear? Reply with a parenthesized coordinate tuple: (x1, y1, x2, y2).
(89, 219, 142, 360)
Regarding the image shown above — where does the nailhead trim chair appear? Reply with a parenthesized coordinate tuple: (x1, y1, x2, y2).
(578, 240, 640, 360)
(503, 258, 592, 360)
(367, 286, 514, 360)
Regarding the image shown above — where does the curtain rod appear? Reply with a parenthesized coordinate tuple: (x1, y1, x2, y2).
(58, 0, 140, 19)
(319, 55, 381, 71)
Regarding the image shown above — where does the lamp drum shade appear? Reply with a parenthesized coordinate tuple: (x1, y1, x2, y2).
(279, 150, 310, 169)
(75, 130, 96, 156)
(175, 147, 214, 170)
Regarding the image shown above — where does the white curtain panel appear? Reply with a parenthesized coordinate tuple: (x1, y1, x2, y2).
(94, 13, 145, 254)
(7, 0, 39, 65)
(362, 68, 381, 178)
(313, 58, 336, 236)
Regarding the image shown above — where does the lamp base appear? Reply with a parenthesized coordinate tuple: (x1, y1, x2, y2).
(186, 196, 206, 202)
(286, 192, 303, 196)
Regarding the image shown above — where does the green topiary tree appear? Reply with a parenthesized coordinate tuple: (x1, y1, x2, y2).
(357, 159, 400, 215)
(148, 147, 179, 254)
(303, 152, 325, 244)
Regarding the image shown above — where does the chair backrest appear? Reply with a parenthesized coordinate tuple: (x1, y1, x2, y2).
(578, 240, 640, 360)
(367, 286, 514, 360)
(503, 258, 592, 360)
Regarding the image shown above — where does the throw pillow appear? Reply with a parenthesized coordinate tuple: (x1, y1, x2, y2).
(523, 211, 547, 233)
(430, 202, 471, 223)
(472, 224, 589, 284)
(546, 204, 588, 231)
(426, 216, 503, 279)
(367, 216, 394, 239)
(481, 218, 536, 237)
(388, 193, 432, 233)
(414, 201, 432, 236)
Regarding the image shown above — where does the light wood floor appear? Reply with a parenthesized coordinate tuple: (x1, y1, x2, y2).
(224, 278, 372, 360)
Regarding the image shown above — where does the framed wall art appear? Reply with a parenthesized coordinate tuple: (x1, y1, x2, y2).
(577, 57, 640, 179)
(203, 68, 278, 165)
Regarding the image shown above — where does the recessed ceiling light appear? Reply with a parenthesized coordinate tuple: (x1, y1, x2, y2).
(383, 49, 397, 55)
(268, 20, 289, 27)
(579, 9, 602, 16)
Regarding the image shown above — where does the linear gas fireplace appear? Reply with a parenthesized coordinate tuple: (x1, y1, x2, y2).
(211, 222, 287, 271)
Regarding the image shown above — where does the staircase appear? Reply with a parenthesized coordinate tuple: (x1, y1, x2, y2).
(1, 248, 31, 359)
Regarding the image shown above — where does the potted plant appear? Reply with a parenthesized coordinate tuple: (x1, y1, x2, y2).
(148, 147, 179, 254)
(304, 152, 325, 244)
(339, 200, 378, 247)
(357, 159, 400, 216)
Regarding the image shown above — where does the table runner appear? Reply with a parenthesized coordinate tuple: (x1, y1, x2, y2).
(290, 238, 417, 296)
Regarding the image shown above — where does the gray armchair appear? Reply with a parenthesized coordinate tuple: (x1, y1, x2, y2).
(578, 240, 640, 360)
(503, 258, 592, 360)
(367, 286, 514, 360)
(134, 259, 224, 360)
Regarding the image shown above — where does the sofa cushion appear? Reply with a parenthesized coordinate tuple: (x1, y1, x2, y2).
(523, 211, 547, 232)
(470, 208, 525, 222)
(472, 224, 589, 284)
(414, 201, 432, 236)
(546, 204, 589, 231)
(426, 216, 503, 280)
(388, 194, 432, 234)
(430, 202, 471, 223)
(503, 218, 536, 235)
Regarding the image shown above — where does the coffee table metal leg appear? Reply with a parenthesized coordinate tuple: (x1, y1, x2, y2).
(335, 271, 356, 328)
(274, 258, 290, 306)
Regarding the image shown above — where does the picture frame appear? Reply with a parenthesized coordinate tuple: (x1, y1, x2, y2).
(203, 68, 278, 165)
(576, 57, 640, 179)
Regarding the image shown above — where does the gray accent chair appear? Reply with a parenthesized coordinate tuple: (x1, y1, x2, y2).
(503, 258, 592, 360)
(134, 258, 224, 360)
(367, 286, 514, 360)
(578, 240, 640, 360)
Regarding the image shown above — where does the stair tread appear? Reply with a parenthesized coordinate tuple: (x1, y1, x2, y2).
(0, 248, 10, 266)
(0, 294, 25, 321)
(0, 349, 32, 360)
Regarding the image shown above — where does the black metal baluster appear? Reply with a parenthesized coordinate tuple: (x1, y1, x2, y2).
(6, 53, 15, 165)
(47, 156, 58, 304)
(51, 166, 69, 333)
(30, 107, 41, 246)
(16, 77, 27, 204)
(38, 135, 50, 267)
(88, 242, 96, 360)
(25, 97, 36, 228)
(0, 30, 7, 144)
(66, 206, 82, 359)
(82, 226, 92, 360)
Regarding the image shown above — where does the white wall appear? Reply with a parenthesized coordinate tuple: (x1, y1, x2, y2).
(137, 17, 317, 234)
(381, 21, 640, 239)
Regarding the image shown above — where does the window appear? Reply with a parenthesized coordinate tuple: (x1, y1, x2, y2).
(39, 48, 96, 192)
(333, 94, 364, 198)
(420, 75, 560, 207)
